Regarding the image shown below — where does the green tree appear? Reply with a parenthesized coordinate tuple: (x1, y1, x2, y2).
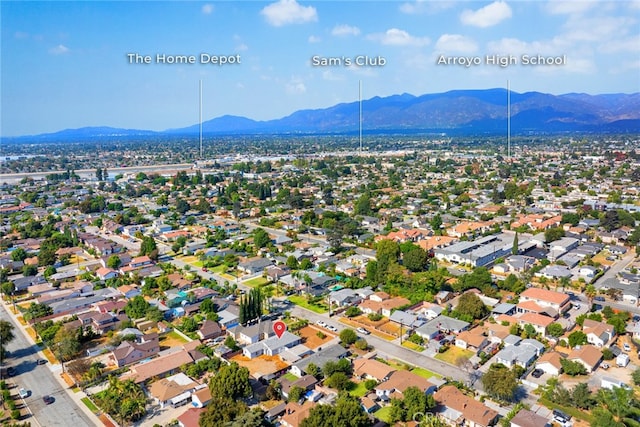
(139, 236, 158, 260)
(544, 227, 565, 243)
(375, 239, 400, 283)
(568, 330, 588, 348)
(455, 292, 488, 320)
(106, 254, 122, 269)
(124, 295, 150, 319)
(288, 385, 305, 402)
(0, 320, 15, 361)
(300, 393, 372, 427)
(10, 248, 27, 262)
(547, 322, 564, 338)
(632, 368, 640, 386)
(253, 228, 271, 249)
(430, 214, 443, 234)
(403, 247, 428, 272)
(354, 193, 372, 215)
(560, 358, 587, 376)
(51, 326, 81, 369)
(198, 396, 247, 427)
(325, 372, 352, 391)
(209, 362, 251, 400)
(339, 328, 358, 346)
(481, 364, 518, 402)
(571, 383, 595, 409)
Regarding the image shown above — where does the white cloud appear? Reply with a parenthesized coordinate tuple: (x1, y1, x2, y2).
(562, 16, 635, 43)
(460, 1, 512, 28)
(367, 28, 429, 47)
(308, 35, 321, 43)
(261, 0, 317, 27)
(49, 44, 70, 55)
(285, 77, 307, 94)
(322, 70, 344, 81)
(599, 36, 640, 54)
(545, 1, 594, 15)
(201, 4, 214, 15)
(400, 0, 455, 14)
(435, 34, 478, 53)
(331, 24, 360, 37)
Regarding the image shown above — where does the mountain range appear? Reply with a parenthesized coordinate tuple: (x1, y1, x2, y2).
(9, 88, 640, 141)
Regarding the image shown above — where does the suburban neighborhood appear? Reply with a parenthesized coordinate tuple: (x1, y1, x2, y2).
(0, 139, 639, 427)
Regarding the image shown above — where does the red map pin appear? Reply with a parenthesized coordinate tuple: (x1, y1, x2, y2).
(273, 320, 287, 338)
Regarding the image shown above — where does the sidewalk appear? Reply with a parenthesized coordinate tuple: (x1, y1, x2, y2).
(2, 300, 105, 427)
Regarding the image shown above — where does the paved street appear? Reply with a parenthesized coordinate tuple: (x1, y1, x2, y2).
(288, 306, 473, 385)
(0, 303, 97, 427)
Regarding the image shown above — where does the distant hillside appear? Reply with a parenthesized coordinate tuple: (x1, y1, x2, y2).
(7, 89, 640, 140)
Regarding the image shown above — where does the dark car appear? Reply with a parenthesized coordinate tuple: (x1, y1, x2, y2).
(36, 359, 47, 365)
(531, 368, 544, 378)
(42, 395, 54, 405)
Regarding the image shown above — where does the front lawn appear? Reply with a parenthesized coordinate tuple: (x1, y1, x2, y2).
(402, 341, 425, 352)
(81, 397, 99, 413)
(411, 367, 442, 380)
(287, 295, 328, 314)
(434, 346, 474, 365)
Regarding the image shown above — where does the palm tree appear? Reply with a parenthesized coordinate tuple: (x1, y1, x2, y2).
(585, 284, 597, 303)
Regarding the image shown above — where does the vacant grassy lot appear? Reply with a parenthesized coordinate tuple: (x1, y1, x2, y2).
(288, 295, 328, 314)
(245, 276, 271, 288)
(434, 346, 474, 365)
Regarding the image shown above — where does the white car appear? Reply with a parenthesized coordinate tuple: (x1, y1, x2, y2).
(327, 325, 338, 332)
(316, 320, 327, 328)
(356, 327, 370, 335)
(18, 388, 29, 398)
(624, 343, 631, 352)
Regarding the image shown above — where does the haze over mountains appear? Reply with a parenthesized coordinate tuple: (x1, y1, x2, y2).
(10, 89, 640, 141)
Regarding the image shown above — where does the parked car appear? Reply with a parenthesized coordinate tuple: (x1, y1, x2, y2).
(42, 395, 54, 405)
(316, 320, 327, 328)
(623, 343, 631, 352)
(601, 362, 610, 370)
(36, 358, 47, 365)
(18, 388, 29, 398)
(531, 369, 544, 378)
(356, 327, 370, 335)
(327, 325, 338, 332)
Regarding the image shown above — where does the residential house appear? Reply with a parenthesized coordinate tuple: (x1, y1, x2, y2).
(125, 349, 195, 383)
(517, 312, 555, 336)
(238, 257, 273, 274)
(567, 345, 603, 372)
(148, 373, 199, 408)
(353, 358, 396, 382)
(583, 319, 615, 347)
(375, 370, 436, 399)
(191, 386, 211, 408)
(290, 345, 349, 377)
(535, 352, 563, 376)
(510, 409, 551, 427)
(495, 338, 544, 368)
(177, 408, 204, 427)
(415, 316, 470, 340)
(434, 385, 499, 427)
(110, 333, 160, 367)
(280, 401, 315, 427)
(455, 330, 488, 354)
(242, 331, 302, 359)
(518, 288, 571, 315)
(197, 320, 223, 341)
(381, 297, 411, 317)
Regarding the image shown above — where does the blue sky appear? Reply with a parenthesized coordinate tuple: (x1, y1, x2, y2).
(2, 0, 639, 137)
